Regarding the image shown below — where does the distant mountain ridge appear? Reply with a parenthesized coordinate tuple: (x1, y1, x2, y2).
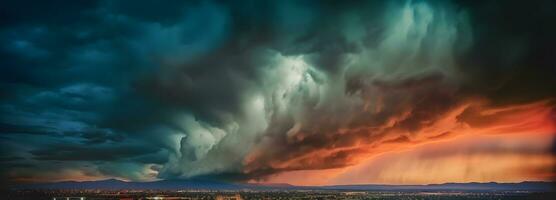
(14, 179, 554, 192)
(321, 181, 554, 191)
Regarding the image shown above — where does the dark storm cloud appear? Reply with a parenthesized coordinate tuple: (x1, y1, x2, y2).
(0, 122, 58, 135)
(242, 75, 465, 177)
(1, 0, 554, 184)
(0, 0, 211, 182)
(454, 0, 556, 104)
(29, 142, 163, 162)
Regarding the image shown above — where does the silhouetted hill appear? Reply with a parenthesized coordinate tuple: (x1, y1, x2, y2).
(14, 179, 554, 192)
(321, 181, 554, 191)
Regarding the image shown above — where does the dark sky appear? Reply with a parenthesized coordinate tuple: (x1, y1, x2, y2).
(1, 0, 555, 185)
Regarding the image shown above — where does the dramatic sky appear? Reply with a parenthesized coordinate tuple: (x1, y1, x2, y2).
(1, 0, 555, 186)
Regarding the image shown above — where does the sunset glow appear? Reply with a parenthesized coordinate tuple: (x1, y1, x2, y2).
(256, 100, 556, 185)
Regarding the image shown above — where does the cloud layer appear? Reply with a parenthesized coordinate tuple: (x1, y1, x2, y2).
(1, 0, 555, 185)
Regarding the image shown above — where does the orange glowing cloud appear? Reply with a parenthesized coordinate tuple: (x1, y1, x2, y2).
(261, 132, 555, 185)
(334, 132, 555, 185)
(251, 99, 556, 185)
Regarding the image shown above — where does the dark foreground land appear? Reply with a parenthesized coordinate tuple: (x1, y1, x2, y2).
(4, 190, 556, 200)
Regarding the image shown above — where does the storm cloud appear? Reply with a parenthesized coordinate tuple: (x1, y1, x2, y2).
(1, 0, 555, 185)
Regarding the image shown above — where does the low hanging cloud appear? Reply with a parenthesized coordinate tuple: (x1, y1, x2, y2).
(1, 0, 555, 184)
